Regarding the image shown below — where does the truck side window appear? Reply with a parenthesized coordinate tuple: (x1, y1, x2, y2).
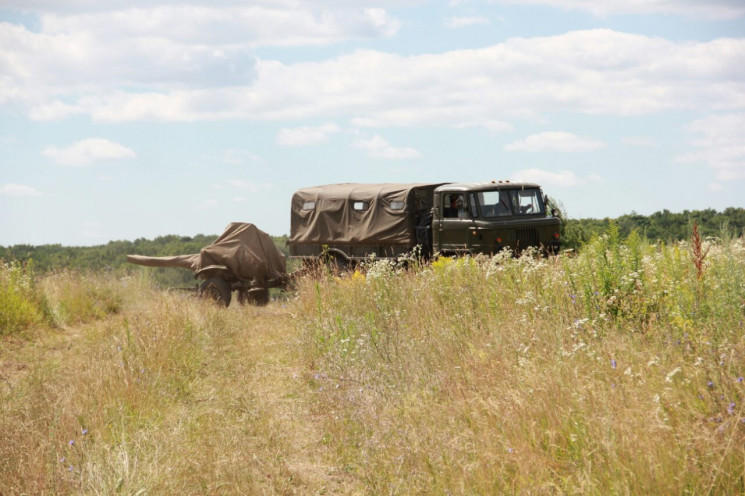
(444, 194, 468, 219)
(302, 201, 315, 211)
(353, 201, 370, 211)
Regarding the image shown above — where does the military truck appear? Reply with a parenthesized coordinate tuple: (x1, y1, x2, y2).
(289, 180, 561, 266)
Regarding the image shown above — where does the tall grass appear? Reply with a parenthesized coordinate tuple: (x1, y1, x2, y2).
(297, 232, 745, 494)
(1, 232, 744, 494)
(1, 263, 125, 335)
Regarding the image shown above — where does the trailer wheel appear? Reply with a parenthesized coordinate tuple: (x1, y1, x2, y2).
(238, 288, 269, 306)
(199, 278, 232, 307)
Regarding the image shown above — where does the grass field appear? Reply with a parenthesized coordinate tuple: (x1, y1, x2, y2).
(1, 230, 744, 494)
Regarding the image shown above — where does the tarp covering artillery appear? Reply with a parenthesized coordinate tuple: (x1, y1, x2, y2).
(127, 222, 286, 284)
(290, 183, 443, 246)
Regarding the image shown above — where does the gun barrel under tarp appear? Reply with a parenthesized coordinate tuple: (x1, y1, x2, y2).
(126, 254, 200, 271)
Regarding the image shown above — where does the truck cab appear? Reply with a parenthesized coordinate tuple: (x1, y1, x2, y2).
(432, 181, 561, 255)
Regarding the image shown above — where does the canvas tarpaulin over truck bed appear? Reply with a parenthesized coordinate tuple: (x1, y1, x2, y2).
(289, 183, 443, 246)
(127, 222, 286, 284)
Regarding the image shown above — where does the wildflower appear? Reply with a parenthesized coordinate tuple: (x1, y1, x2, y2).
(738, 377, 743, 383)
(610, 359, 617, 370)
(69, 440, 74, 446)
(68, 465, 74, 472)
(708, 381, 714, 388)
(507, 447, 514, 454)
(727, 403, 736, 415)
(82, 429, 88, 436)
(665, 367, 681, 383)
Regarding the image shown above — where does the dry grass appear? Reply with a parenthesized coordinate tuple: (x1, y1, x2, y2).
(1, 276, 357, 494)
(1, 232, 744, 494)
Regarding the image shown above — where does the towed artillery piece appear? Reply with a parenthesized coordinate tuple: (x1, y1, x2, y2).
(126, 222, 289, 307)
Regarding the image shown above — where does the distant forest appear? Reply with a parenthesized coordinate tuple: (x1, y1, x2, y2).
(1, 234, 289, 288)
(560, 207, 745, 250)
(2, 208, 744, 287)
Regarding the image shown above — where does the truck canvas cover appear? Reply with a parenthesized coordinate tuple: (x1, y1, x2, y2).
(127, 222, 286, 284)
(290, 183, 443, 246)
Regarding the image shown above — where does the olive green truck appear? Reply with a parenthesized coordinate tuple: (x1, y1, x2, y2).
(289, 181, 561, 266)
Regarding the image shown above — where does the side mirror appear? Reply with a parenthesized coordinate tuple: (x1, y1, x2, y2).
(551, 208, 558, 217)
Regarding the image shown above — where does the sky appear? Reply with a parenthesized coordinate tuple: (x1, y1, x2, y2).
(1, 0, 744, 246)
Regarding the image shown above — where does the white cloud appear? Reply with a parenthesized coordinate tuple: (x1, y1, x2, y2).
(505, 132, 604, 152)
(230, 180, 261, 192)
(0, 183, 44, 197)
(277, 123, 341, 147)
(491, 0, 745, 20)
(454, 120, 514, 133)
(353, 135, 421, 159)
(38, 6, 401, 47)
(707, 182, 724, 192)
(676, 113, 745, 180)
(215, 149, 262, 165)
(229, 180, 273, 192)
(42, 139, 136, 166)
(2, 17, 744, 126)
(0, 4, 401, 114)
(444, 16, 491, 28)
(511, 169, 603, 187)
(622, 136, 658, 147)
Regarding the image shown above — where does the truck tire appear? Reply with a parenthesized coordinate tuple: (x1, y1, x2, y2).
(322, 252, 349, 273)
(199, 278, 232, 307)
(238, 288, 269, 306)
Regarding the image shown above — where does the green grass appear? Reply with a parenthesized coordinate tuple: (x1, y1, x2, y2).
(1, 233, 744, 494)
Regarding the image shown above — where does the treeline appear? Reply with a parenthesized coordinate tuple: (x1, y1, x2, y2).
(1, 234, 290, 288)
(2, 208, 743, 286)
(561, 207, 745, 249)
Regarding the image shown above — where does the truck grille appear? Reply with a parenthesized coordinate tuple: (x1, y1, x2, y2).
(515, 228, 539, 248)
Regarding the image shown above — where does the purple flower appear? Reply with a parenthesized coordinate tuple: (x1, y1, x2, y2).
(507, 447, 514, 454)
(611, 359, 617, 370)
(727, 403, 736, 415)
(69, 440, 74, 446)
(738, 377, 743, 383)
(82, 429, 88, 436)
(708, 381, 714, 388)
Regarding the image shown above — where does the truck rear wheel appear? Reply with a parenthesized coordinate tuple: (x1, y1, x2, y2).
(322, 252, 349, 273)
(199, 278, 232, 307)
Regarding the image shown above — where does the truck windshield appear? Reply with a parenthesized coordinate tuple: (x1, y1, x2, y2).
(477, 188, 545, 217)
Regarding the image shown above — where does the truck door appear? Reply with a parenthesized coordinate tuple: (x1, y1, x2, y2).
(438, 192, 472, 253)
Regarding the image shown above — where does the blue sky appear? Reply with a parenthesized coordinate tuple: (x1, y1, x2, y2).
(1, 0, 744, 246)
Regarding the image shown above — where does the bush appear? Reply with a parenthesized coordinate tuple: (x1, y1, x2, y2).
(0, 261, 50, 335)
